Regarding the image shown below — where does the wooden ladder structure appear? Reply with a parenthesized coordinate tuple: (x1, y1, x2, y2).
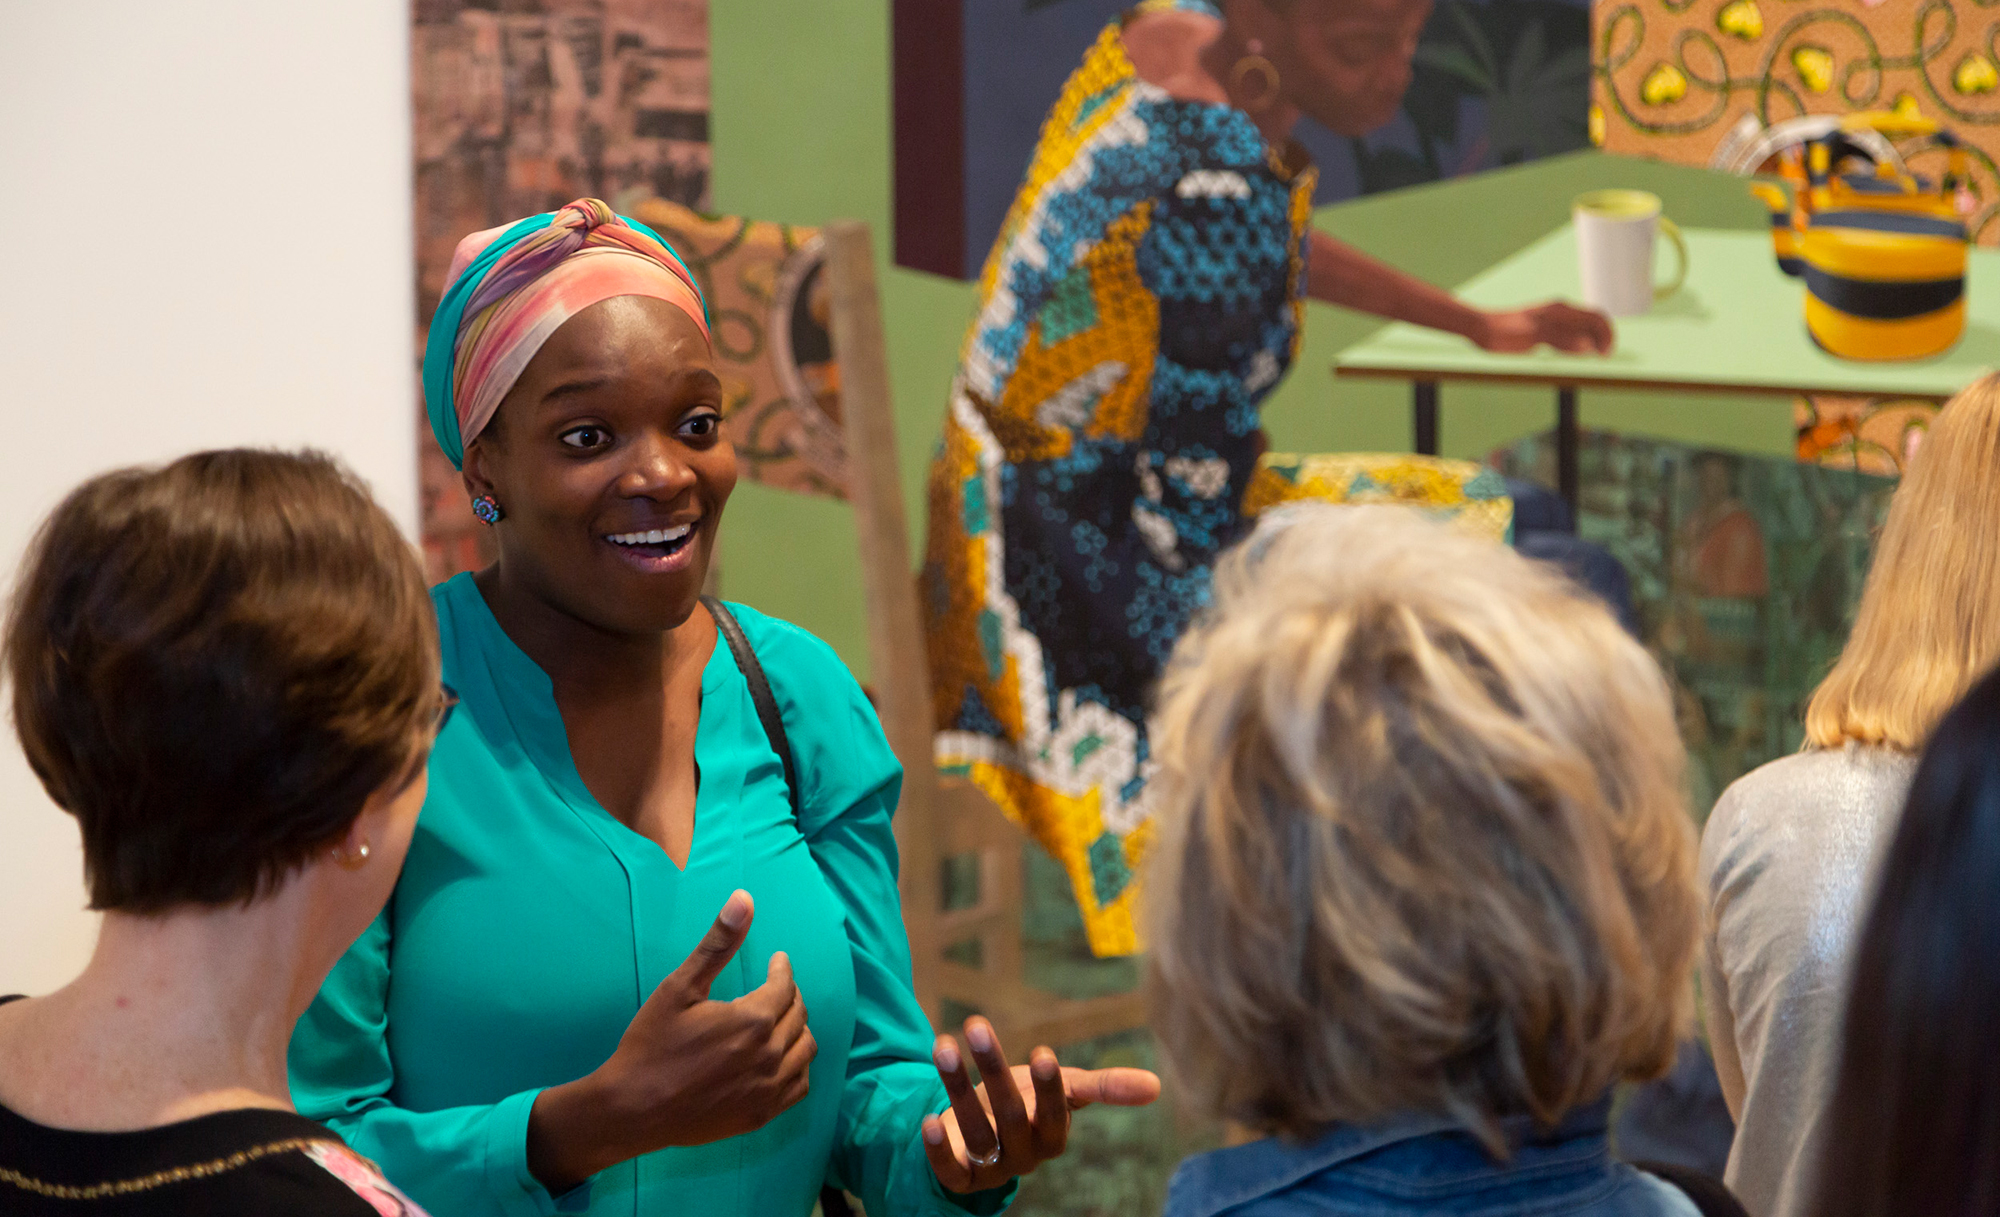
(823, 220, 1147, 1053)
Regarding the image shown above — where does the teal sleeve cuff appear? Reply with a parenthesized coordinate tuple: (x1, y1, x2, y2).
(483, 1088, 595, 1216)
(881, 1093, 1016, 1217)
(932, 1169, 1019, 1216)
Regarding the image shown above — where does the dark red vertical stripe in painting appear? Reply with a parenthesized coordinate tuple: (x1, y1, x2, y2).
(892, 0, 966, 278)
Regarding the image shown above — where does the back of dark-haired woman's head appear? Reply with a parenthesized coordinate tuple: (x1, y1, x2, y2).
(1812, 664, 2000, 1217)
(4, 449, 439, 913)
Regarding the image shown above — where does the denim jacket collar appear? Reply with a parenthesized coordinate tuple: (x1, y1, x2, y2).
(1161, 1099, 1616, 1217)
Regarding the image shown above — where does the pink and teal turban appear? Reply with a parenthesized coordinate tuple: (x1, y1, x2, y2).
(423, 197, 709, 469)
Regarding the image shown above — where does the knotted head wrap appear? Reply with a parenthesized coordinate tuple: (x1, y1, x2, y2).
(423, 198, 710, 469)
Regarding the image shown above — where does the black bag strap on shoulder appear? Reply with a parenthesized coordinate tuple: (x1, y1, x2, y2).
(701, 597, 855, 1217)
(702, 596, 801, 821)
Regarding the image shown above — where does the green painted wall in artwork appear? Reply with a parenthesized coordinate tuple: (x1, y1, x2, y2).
(706, 2, 1794, 677)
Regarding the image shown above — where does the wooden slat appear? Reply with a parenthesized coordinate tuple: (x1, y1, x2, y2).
(826, 220, 941, 1016)
(1019, 991, 1151, 1052)
(935, 907, 1011, 941)
(935, 779, 1024, 852)
(937, 964, 1152, 1052)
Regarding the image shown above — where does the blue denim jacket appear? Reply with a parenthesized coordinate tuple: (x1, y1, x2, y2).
(1160, 1098, 1700, 1217)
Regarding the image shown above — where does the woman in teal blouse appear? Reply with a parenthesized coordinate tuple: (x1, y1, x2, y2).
(289, 200, 1158, 1217)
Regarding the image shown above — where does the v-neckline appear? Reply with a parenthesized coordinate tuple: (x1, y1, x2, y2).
(448, 576, 729, 875)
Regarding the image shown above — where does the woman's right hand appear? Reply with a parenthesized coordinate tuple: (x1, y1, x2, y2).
(1475, 301, 1614, 354)
(526, 890, 816, 1193)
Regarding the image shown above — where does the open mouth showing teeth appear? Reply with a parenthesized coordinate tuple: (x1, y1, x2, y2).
(605, 522, 696, 558)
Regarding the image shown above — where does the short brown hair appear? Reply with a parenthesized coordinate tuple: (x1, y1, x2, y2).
(1804, 373, 2000, 752)
(1143, 506, 1699, 1147)
(6, 449, 438, 912)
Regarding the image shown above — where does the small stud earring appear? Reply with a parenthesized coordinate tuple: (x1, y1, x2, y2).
(332, 840, 372, 871)
(470, 495, 505, 525)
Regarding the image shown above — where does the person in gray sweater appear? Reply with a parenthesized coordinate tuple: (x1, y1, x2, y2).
(1699, 371, 2000, 1217)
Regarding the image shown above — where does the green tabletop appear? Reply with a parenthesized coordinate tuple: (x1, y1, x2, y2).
(1336, 225, 2000, 402)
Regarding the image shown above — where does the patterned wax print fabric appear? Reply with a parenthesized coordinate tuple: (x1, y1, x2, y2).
(922, 0, 1507, 956)
(921, 0, 1306, 957)
(1243, 454, 1513, 541)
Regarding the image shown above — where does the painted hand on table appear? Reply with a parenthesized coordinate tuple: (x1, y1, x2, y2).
(922, 1016, 1162, 1194)
(527, 891, 816, 1193)
(1477, 301, 1613, 355)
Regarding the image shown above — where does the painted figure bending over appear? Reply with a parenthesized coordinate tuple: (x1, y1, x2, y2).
(922, 0, 1613, 954)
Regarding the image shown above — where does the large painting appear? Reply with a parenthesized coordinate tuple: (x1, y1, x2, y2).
(893, 0, 1593, 278)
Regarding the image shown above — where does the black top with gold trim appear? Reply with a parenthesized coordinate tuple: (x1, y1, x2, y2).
(0, 996, 427, 1216)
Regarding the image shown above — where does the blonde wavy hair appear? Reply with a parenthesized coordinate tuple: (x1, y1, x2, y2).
(1142, 505, 1700, 1146)
(1804, 373, 2000, 752)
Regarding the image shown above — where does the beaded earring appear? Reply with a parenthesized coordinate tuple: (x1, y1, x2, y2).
(470, 495, 505, 525)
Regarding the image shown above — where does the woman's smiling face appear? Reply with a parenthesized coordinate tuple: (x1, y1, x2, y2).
(463, 294, 737, 635)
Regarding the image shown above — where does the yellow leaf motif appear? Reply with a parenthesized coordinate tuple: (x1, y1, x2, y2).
(1792, 46, 1834, 94)
(1589, 103, 1606, 146)
(1893, 92, 1924, 121)
(1956, 52, 1998, 95)
(1717, 0, 1762, 41)
(1642, 62, 1688, 106)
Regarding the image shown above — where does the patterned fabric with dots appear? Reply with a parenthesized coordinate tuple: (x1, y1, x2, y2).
(919, 1, 1509, 956)
(918, 0, 1315, 956)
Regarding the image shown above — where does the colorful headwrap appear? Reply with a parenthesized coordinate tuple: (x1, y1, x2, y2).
(423, 198, 710, 469)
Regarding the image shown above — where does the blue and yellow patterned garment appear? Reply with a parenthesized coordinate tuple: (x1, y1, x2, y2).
(920, 1, 1507, 955)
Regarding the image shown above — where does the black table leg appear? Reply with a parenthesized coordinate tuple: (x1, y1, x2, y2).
(1557, 386, 1579, 529)
(1413, 380, 1439, 456)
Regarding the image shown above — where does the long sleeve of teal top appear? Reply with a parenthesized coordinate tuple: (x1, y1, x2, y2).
(289, 577, 1016, 1217)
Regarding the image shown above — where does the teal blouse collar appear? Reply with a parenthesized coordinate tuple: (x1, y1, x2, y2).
(432, 573, 733, 868)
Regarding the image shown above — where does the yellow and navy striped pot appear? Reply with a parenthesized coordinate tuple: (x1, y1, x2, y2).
(1750, 180, 1805, 276)
(1799, 209, 1967, 361)
(1829, 173, 1955, 215)
(1768, 208, 1803, 277)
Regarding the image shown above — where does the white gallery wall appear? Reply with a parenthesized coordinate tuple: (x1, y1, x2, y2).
(0, 2, 415, 993)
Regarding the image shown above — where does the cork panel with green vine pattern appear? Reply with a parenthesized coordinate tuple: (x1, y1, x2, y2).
(1592, 0, 2000, 245)
(1592, 0, 1977, 477)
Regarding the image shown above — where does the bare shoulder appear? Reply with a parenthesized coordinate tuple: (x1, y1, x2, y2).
(0, 997, 65, 1122)
(0, 995, 36, 1084)
(1122, 8, 1228, 104)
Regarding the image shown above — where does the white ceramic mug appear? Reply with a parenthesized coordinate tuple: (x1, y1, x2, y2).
(1574, 189, 1688, 317)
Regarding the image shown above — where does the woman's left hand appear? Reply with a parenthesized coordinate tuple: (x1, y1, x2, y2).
(1476, 302, 1614, 355)
(921, 1016, 1162, 1193)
